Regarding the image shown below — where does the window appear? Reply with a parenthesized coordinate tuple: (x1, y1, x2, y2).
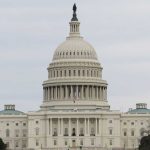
(91, 139, 94, 145)
(36, 121, 39, 124)
(6, 142, 9, 148)
(64, 70, 66, 76)
(110, 140, 112, 146)
(36, 140, 39, 146)
(22, 140, 27, 148)
(72, 128, 76, 136)
(109, 129, 112, 135)
(15, 129, 19, 137)
(54, 140, 57, 146)
(23, 129, 27, 137)
(109, 120, 112, 123)
(131, 122, 134, 125)
(53, 128, 57, 136)
(73, 70, 76, 76)
(6, 129, 10, 137)
(6, 123, 9, 126)
(35, 128, 39, 136)
(79, 128, 84, 136)
(64, 128, 68, 136)
(124, 131, 127, 136)
(60, 71, 62, 77)
(69, 70, 71, 76)
(16, 123, 19, 126)
(90, 128, 95, 136)
(65, 140, 68, 146)
(124, 122, 127, 125)
(80, 139, 83, 146)
(83, 70, 85, 76)
(78, 70, 80, 76)
(131, 130, 134, 136)
(23, 123, 26, 126)
(15, 141, 19, 148)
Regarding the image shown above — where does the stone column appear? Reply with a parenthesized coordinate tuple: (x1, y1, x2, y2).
(51, 87, 53, 100)
(69, 118, 71, 136)
(77, 118, 79, 136)
(86, 86, 89, 100)
(84, 118, 86, 136)
(95, 118, 97, 136)
(43, 88, 45, 101)
(100, 87, 102, 101)
(105, 87, 107, 101)
(61, 118, 63, 136)
(96, 86, 99, 100)
(88, 118, 90, 135)
(48, 87, 50, 101)
(71, 86, 73, 100)
(81, 85, 83, 99)
(55, 86, 57, 100)
(50, 118, 52, 136)
(76, 85, 78, 99)
(65, 86, 67, 99)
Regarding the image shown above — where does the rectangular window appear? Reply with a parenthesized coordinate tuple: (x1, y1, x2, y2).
(80, 139, 83, 146)
(64, 128, 68, 136)
(110, 140, 112, 146)
(54, 140, 57, 146)
(109, 129, 112, 135)
(36, 140, 39, 146)
(15, 129, 19, 137)
(91, 139, 94, 145)
(22, 140, 27, 148)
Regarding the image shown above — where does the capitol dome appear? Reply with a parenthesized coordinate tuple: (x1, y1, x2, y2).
(41, 4, 109, 110)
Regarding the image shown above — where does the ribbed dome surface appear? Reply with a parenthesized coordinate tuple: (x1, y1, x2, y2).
(53, 37, 98, 61)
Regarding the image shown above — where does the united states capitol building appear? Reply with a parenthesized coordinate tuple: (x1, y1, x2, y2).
(0, 4, 150, 150)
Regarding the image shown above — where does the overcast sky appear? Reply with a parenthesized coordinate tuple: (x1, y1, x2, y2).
(0, 0, 150, 112)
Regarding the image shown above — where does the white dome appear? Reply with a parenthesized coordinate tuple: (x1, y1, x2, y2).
(53, 36, 98, 61)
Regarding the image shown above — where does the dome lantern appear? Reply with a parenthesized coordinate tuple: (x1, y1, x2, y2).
(69, 4, 80, 37)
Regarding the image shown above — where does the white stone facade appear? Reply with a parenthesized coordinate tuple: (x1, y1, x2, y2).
(0, 5, 150, 150)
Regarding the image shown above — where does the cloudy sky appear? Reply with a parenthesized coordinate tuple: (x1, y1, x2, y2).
(0, 0, 150, 112)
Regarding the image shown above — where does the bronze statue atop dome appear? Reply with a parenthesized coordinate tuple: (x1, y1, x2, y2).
(71, 3, 78, 21)
(73, 3, 77, 13)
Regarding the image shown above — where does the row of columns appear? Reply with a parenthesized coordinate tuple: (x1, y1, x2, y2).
(48, 118, 100, 137)
(43, 85, 107, 101)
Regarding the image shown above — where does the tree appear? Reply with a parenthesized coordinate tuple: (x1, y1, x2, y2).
(0, 138, 7, 150)
(139, 135, 150, 150)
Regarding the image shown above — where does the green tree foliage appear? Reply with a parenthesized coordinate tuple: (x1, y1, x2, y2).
(0, 138, 7, 150)
(139, 135, 150, 150)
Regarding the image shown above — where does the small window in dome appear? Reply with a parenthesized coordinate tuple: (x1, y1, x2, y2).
(87, 70, 89, 77)
(63, 52, 65, 55)
(70, 52, 71, 55)
(84, 52, 86, 55)
(60, 52, 61, 56)
(77, 52, 79, 55)
(66, 52, 68, 55)
(81, 52, 82, 55)
(91, 70, 93, 77)
(73, 70, 76, 76)
(83, 70, 85, 76)
(78, 70, 80, 76)
(87, 52, 89, 56)
(60, 71, 62, 77)
(74, 52, 75, 55)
